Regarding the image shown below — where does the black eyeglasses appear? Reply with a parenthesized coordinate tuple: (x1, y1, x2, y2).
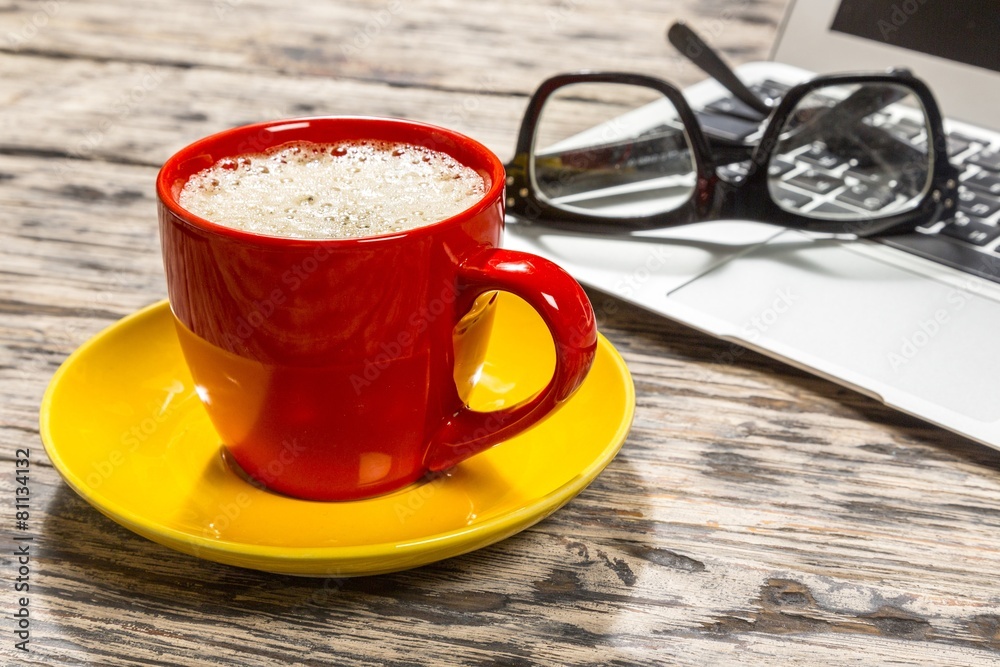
(505, 26, 960, 238)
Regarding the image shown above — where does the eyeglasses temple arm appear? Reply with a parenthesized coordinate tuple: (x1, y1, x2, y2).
(793, 84, 909, 142)
(666, 21, 772, 117)
(786, 84, 929, 169)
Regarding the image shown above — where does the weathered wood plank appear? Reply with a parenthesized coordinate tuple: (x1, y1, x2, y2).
(5, 0, 1000, 664)
(7, 426, 1000, 666)
(0, 52, 528, 165)
(0, 0, 785, 92)
(3, 147, 1000, 664)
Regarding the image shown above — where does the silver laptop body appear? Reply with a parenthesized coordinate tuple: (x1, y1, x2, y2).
(504, 0, 1000, 449)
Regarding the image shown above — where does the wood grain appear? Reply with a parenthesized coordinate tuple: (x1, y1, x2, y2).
(0, 0, 784, 90)
(3, 0, 1000, 665)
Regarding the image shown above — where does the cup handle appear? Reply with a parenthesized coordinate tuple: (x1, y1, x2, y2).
(424, 247, 598, 471)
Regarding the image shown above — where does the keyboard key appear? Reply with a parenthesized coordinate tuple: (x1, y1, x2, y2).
(964, 170, 1000, 196)
(845, 166, 887, 185)
(939, 212, 1000, 246)
(968, 149, 1000, 172)
(705, 96, 766, 121)
(797, 142, 846, 170)
(786, 169, 840, 195)
(886, 117, 925, 140)
(751, 80, 790, 105)
(957, 187, 1000, 218)
(949, 132, 984, 146)
(810, 200, 858, 216)
(768, 158, 796, 178)
(694, 112, 760, 142)
(772, 186, 813, 209)
(836, 182, 895, 212)
(878, 232, 1000, 284)
(947, 134, 972, 157)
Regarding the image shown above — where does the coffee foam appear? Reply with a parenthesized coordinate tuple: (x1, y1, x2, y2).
(178, 140, 487, 239)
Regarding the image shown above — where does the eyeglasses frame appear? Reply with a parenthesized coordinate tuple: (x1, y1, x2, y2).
(505, 70, 960, 238)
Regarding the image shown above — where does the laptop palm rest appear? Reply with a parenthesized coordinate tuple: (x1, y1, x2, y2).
(667, 231, 1000, 424)
(504, 221, 785, 297)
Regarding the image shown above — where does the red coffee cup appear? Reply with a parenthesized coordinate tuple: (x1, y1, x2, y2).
(157, 116, 597, 501)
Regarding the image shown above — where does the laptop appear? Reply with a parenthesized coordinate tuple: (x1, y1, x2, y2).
(503, 0, 1000, 449)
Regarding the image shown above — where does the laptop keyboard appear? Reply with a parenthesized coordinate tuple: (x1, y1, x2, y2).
(701, 80, 1000, 285)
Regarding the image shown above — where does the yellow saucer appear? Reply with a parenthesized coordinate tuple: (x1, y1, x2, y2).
(40, 293, 634, 576)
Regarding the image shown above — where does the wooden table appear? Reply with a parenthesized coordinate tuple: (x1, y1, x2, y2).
(3, 1, 1000, 664)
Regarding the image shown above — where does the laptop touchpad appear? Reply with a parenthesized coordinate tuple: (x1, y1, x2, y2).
(504, 221, 784, 298)
(668, 231, 1000, 423)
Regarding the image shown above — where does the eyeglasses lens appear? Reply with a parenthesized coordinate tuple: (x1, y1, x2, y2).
(767, 82, 932, 222)
(531, 82, 697, 219)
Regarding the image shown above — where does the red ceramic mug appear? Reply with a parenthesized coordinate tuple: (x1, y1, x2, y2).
(157, 116, 597, 501)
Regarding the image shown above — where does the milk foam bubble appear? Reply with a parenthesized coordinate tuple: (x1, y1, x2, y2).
(178, 140, 487, 239)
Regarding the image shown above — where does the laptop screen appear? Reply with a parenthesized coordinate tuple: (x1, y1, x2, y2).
(773, 0, 1000, 126)
(829, 1, 1000, 74)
